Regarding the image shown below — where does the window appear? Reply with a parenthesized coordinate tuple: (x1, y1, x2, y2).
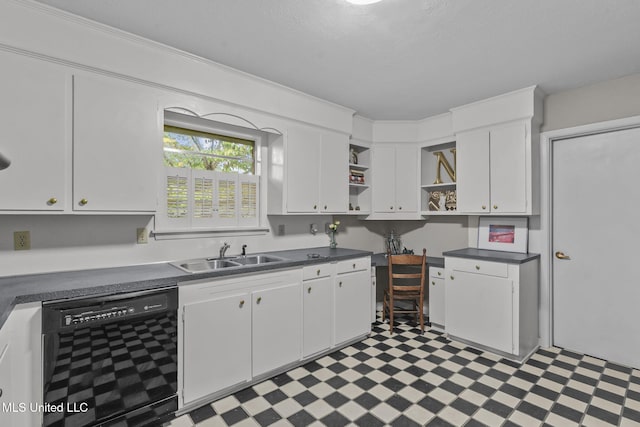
(163, 126, 255, 173)
(157, 121, 261, 232)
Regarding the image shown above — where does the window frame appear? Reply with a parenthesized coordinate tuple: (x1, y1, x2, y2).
(154, 112, 267, 237)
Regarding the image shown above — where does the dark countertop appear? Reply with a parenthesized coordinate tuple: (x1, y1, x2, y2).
(0, 247, 372, 330)
(442, 248, 540, 264)
(371, 253, 445, 268)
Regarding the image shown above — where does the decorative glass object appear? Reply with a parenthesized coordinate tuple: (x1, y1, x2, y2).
(328, 221, 340, 248)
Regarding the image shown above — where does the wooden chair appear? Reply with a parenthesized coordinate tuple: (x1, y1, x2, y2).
(382, 248, 427, 334)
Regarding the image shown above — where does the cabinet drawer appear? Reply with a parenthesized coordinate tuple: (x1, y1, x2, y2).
(336, 257, 370, 274)
(429, 267, 444, 279)
(303, 263, 333, 281)
(447, 257, 508, 278)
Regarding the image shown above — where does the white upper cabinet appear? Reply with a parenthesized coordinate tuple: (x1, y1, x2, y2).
(457, 122, 529, 214)
(0, 51, 68, 211)
(319, 132, 348, 213)
(285, 127, 320, 213)
(268, 126, 349, 214)
(452, 86, 542, 215)
(73, 73, 161, 212)
(371, 144, 419, 218)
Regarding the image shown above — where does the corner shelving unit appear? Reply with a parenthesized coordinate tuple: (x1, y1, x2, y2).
(420, 139, 459, 215)
(347, 141, 371, 215)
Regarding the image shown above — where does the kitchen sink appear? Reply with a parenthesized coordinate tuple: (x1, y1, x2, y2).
(170, 254, 287, 273)
(232, 254, 287, 265)
(171, 258, 242, 273)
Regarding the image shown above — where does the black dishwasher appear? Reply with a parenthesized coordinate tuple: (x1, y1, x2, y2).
(42, 287, 178, 427)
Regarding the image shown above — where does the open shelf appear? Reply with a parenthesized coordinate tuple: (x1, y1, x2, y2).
(348, 140, 372, 214)
(421, 138, 457, 214)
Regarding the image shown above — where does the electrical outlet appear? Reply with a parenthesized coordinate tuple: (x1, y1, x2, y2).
(277, 224, 285, 236)
(14, 230, 31, 251)
(136, 228, 148, 244)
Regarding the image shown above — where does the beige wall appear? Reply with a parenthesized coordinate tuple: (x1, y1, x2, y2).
(334, 215, 469, 257)
(543, 72, 640, 132)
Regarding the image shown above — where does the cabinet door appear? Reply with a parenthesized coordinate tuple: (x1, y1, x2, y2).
(319, 132, 348, 213)
(395, 146, 418, 213)
(445, 270, 513, 353)
(303, 277, 333, 357)
(252, 282, 302, 376)
(0, 343, 12, 426)
(372, 146, 396, 213)
(428, 276, 445, 328)
(182, 292, 251, 404)
(490, 123, 527, 213)
(0, 52, 68, 211)
(286, 127, 320, 212)
(456, 130, 490, 214)
(73, 74, 160, 212)
(335, 270, 371, 344)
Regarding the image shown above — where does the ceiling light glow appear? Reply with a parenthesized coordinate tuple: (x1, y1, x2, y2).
(345, 0, 383, 5)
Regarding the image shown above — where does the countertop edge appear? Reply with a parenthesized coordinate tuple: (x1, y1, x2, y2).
(442, 248, 541, 264)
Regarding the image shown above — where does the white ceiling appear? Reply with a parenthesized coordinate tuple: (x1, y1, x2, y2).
(34, 0, 640, 120)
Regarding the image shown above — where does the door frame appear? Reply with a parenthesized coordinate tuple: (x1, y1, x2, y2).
(539, 115, 640, 348)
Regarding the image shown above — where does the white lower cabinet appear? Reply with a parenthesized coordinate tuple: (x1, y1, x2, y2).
(182, 291, 251, 405)
(428, 267, 445, 330)
(0, 341, 12, 426)
(252, 282, 302, 376)
(0, 302, 42, 427)
(335, 260, 371, 345)
(444, 256, 539, 361)
(179, 257, 371, 411)
(302, 264, 334, 358)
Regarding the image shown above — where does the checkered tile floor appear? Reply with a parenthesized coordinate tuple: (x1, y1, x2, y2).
(168, 318, 640, 426)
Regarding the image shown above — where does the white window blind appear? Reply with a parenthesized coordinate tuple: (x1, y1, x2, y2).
(167, 174, 188, 219)
(218, 178, 236, 219)
(193, 176, 214, 219)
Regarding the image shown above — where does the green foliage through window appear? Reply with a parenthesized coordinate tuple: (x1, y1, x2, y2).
(164, 126, 255, 174)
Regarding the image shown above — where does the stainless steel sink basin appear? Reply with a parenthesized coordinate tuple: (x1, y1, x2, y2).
(232, 254, 287, 265)
(171, 258, 242, 273)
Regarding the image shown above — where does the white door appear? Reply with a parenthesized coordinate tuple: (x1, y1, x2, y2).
(286, 127, 320, 213)
(335, 270, 370, 344)
(252, 282, 302, 376)
(319, 132, 348, 213)
(445, 271, 513, 353)
(456, 129, 490, 214)
(553, 127, 640, 368)
(490, 123, 527, 213)
(372, 146, 396, 213)
(73, 73, 160, 212)
(395, 146, 418, 213)
(182, 292, 251, 405)
(303, 276, 333, 357)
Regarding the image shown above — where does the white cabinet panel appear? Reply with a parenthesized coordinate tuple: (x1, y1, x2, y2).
(73, 73, 160, 212)
(372, 144, 418, 217)
(320, 132, 348, 213)
(303, 276, 333, 357)
(428, 267, 445, 329)
(456, 122, 529, 214)
(335, 269, 370, 345)
(0, 343, 12, 426)
(285, 127, 320, 213)
(372, 146, 396, 213)
(395, 146, 418, 213)
(0, 51, 68, 211)
(446, 271, 513, 353)
(182, 292, 251, 405)
(456, 130, 490, 214)
(252, 282, 302, 376)
(490, 123, 527, 213)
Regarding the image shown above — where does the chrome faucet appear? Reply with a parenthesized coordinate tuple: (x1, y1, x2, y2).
(219, 242, 231, 258)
